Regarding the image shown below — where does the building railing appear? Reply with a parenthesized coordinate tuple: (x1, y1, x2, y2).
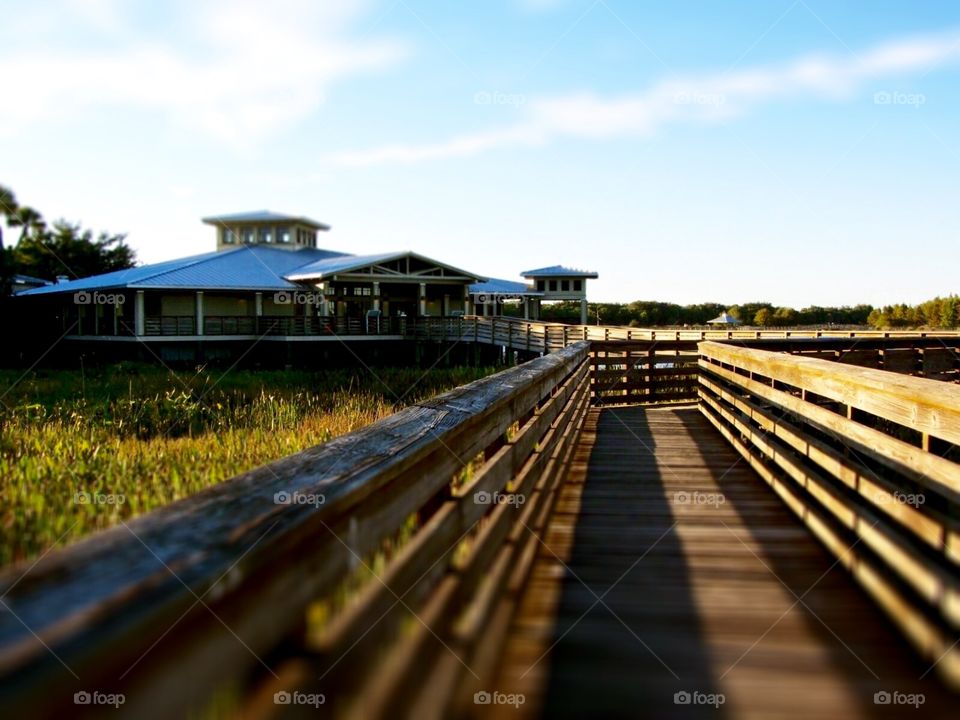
(0, 342, 592, 718)
(697, 340, 960, 689)
(72, 313, 960, 351)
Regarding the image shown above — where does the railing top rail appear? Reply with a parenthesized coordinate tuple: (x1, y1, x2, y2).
(699, 340, 960, 446)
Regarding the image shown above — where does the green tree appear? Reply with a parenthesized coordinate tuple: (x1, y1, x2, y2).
(0, 184, 18, 299)
(753, 308, 772, 326)
(14, 221, 136, 281)
(772, 307, 797, 326)
(7, 206, 45, 244)
(940, 296, 958, 329)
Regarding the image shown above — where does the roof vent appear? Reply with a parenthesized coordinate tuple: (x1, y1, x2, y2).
(56, 275, 70, 284)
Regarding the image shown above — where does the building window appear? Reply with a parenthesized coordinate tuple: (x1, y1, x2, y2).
(549, 280, 557, 291)
(573, 279, 582, 291)
(242, 228, 256, 244)
(537, 280, 545, 291)
(561, 280, 569, 291)
(222, 229, 235, 244)
(352, 287, 371, 296)
(277, 227, 290, 244)
(259, 227, 273, 243)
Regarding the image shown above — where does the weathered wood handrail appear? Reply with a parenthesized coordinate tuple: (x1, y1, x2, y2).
(0, 342, 592, 718)
(463, 315, 960, 348)
(698, 340, 960, 688)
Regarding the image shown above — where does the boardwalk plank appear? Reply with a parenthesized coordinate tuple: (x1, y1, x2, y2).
(491, 405, 957, 720)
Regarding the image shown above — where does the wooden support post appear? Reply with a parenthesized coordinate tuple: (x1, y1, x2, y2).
(135, 290, 145, 337)
(196, 291, 204, 336)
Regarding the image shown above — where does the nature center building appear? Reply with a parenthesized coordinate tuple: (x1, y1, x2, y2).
(15, 211, 597, 363)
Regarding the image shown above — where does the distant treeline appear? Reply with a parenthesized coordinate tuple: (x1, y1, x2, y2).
(507, 297, 959, 329)
(867, 296, 960, 329)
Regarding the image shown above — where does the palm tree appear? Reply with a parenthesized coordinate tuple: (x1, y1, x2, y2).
(0, 185, 18, 298)
(0, 184, 18, 252)
(8, 206, 46, 243)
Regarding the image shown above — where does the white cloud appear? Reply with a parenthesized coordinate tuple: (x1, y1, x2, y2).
(332, 29, 960, 166)
(0, 0, 407, 145)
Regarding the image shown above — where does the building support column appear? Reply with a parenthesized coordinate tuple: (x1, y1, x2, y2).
(135, 290, 145, 336)
(196, 291, 204, 336)
(523, 297, 530, 320)
(372, 281, 381, 311)
(419, 282, 427, 316)
(580, 298, 588, 326)
(255, 292, 263, 317)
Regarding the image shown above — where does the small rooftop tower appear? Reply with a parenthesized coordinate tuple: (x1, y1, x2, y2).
(521, 265, 599, 325)
(202, 211, 331, 252)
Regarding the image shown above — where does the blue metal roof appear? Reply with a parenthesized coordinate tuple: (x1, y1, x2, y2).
(17, 246, 351, 296)
(521, 265, 598, 278)
(468, 278, 540, 296)
(13, 274, 52, 286)
(201, 210, 330, 230)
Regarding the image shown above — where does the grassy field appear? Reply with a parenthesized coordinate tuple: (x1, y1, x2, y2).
(0, 362, 495, 567)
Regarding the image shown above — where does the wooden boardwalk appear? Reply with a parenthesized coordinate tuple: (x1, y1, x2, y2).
(492, 405, 956, 719)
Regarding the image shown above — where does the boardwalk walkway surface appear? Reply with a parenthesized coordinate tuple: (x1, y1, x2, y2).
(491, 405, 955, 719)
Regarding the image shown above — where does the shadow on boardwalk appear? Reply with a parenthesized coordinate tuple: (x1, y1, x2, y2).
(498, 405, 957, 720)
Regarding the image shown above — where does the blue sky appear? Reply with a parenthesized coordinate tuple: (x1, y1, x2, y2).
(1, 0, 959, 306)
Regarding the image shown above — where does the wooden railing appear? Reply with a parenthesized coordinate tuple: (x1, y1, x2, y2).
(697, 341, 960, 688)
(0, 343, 592, 718)
(590, 340, 700, 406)
(465, 315, 960, 347)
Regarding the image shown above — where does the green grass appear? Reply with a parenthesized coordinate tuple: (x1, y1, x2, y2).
(0, 362, 495, 567)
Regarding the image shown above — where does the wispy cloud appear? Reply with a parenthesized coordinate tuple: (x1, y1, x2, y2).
(332, 29, 960, 166)
(0, 0, 407, 145)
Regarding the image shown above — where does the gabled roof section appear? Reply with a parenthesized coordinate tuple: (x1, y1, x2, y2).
(202, 210, 330, 231)
(469, 278, 541, 296)
(707, 312, 740, 325)
(286, 251, 486, 283)
(17, 246, 350, 296)
(521, 265, 598, 279)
